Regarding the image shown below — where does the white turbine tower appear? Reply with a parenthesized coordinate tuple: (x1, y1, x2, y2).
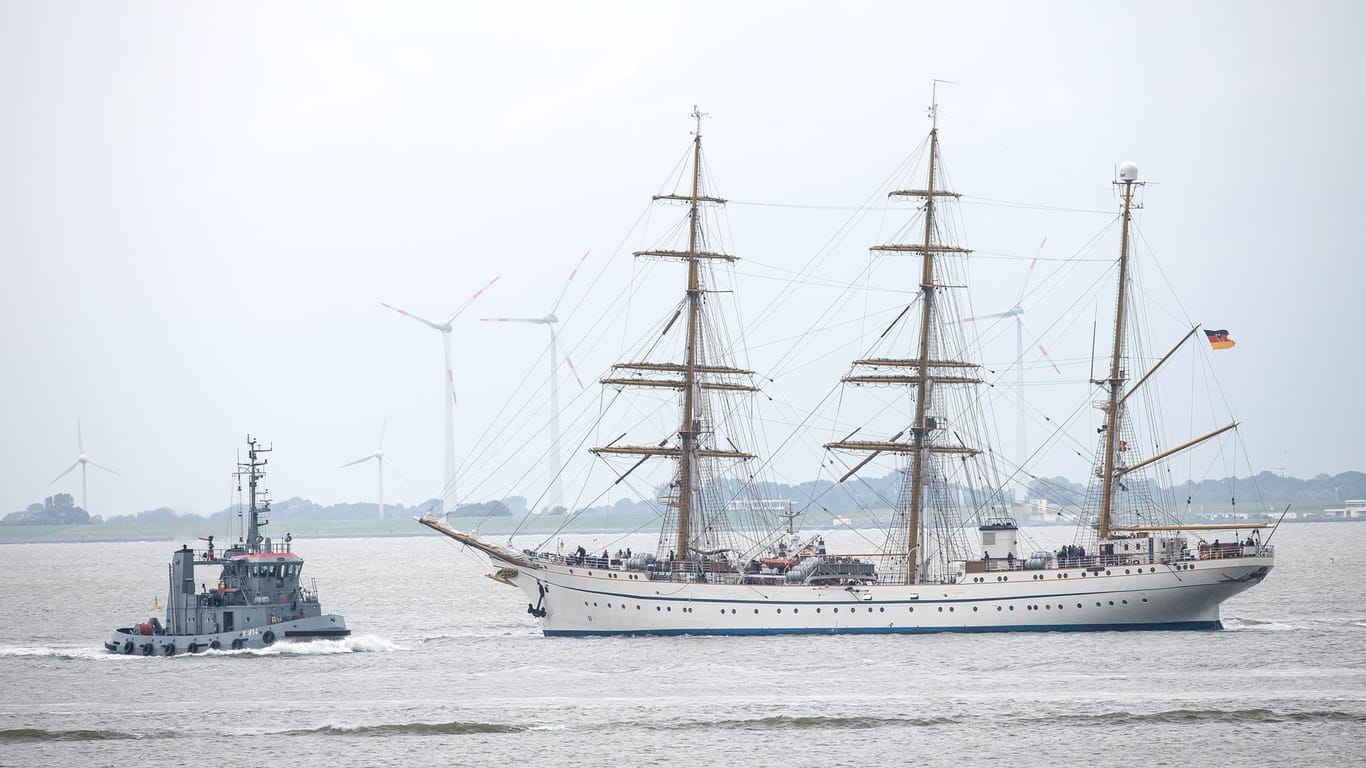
(50, 418, 118, 513)
(959, 238, 1059, 479)
(381, 276, 498, 510)
(480, 251, 589, 515)
(340, 414, 405, 520)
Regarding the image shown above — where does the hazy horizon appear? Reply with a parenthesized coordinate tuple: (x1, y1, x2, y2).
(3, 3, 1362, 519)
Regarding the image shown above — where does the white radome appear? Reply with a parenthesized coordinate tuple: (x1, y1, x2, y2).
(1119, 160, 1139, 181)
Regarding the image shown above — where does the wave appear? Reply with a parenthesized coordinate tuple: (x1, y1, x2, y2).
(0, 727, 157, 742)
(0, 646, 112, 661)
(290, 721, 524, 737)
(683, 715, 953, 731)
(1051, 708, 1366, 726)
(1222, 617, 1304, 632)
(211, 634, 404, 656)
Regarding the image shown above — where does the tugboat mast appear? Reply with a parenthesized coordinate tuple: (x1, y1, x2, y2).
(236, 436, 272, 554)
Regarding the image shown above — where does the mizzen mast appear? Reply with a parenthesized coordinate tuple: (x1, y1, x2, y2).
(1096, 162, 1141, 540)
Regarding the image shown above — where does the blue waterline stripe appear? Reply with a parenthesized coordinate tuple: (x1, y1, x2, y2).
(543, 621, 1224, 637)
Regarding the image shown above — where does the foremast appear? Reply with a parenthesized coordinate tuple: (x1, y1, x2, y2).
(824, 95, 982, 585)
(591, 107, 756, 563)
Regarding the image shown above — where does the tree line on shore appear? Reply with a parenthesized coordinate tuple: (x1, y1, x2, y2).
(7, 470, 1364, 527)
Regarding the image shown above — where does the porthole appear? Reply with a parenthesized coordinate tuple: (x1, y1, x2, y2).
(754, 609, 759, 614)
(1096, 602, 1102, 607)
(656, 606, 661, 611)
(1141, 598, 1148, 603)
(833, 608, 839, 613)
(731, 609, 737, 614)
(584, 601, 589, 606)
(908, 607, 913, 613)
(1106, 570, 1112, 576)
(996, 606, 1002, 611)
(593, 602, 598, 607)
(1045, 604, 1051, 610)
(1125, 569, 1130, 575)
(949, 606, 955, 612)
(938, 607, 943, 613)
(1122, 599, 1128, 605)
(816, 608, 822, 614)
(1108, 601, 1114, 606)
(793, 609, 799, 614)
(666, 607, 671, 612)
(1009, 605, 1014, 611)
(879, 606, 885, 613)
(777, 608, 782, 614)
(972, 606, 978, 612)
(1076, 603, 1082, 608)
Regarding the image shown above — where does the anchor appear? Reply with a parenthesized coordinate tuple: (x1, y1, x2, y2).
(526, 581, 548, 618)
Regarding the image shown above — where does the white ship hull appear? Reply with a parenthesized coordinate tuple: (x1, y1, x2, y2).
(427, 521, 1272, 636)
(104, 614, 349, 655)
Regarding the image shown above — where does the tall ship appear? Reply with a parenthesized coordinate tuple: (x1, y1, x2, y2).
(106, 437, 350, 654)
(421, 101, 1274, 636)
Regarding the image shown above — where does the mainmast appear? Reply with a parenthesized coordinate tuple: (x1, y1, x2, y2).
(676, 107, 705, 560)
(1096, 163, 1141, 539)
(236, 436, 271, 553)
(824, 94, 980, 584)
(591, 107, 755, 563)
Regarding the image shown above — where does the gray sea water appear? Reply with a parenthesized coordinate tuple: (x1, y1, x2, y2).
(1, 521, 1363, 767)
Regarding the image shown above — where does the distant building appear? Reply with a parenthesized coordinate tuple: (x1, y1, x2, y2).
(1323, 499, 1366, 519)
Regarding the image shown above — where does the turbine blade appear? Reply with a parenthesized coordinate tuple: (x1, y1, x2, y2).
(380, 302, 444, 331)
(379, 412, 389, 450)
(445, 275, 501, 325)
(1019, 317, 1062, 375)
(564, 355, 586, 390)
(954, 311, 1011, 325)
(478, 317, 546, 324)
(86, 460, 119, 475)
(340, 455, 374, 469)
(77, 418, 84, 453)
(50, 460, 81, 485)
(381, 455, 408, 482)
(549, 249, 591, 317)
(1012, 236, 1047, 307)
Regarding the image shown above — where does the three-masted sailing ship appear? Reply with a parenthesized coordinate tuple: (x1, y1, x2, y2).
(421, 103, 1273, 636)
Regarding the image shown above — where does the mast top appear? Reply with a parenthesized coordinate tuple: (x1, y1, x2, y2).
(691, 104, 708, 137)
(929, 79, 957, 131)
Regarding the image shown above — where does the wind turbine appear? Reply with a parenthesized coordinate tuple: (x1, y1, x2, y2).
(340, 414, 405, 520)
(50, 418, 118, 513)
(480, 251, 590, 515)
(959, 238, 1059, 479)
(381, 276, 498, 509)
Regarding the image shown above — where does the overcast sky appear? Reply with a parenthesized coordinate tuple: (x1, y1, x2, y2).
(2, 1, 1361, 520)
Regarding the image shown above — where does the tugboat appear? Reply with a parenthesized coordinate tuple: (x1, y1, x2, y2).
(105, 437, 350, 655)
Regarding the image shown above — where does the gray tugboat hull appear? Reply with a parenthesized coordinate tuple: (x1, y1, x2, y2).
(105, 614, 349, 655)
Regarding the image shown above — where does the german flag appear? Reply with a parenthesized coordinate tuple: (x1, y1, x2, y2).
(1204, 328, 1236, 350)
